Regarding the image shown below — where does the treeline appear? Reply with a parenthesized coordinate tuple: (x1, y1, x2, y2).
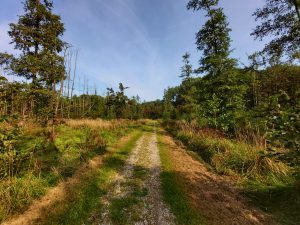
(0, 78, 161, 120)
(0, 0, 160, 125)
(162, 0, 300, 163)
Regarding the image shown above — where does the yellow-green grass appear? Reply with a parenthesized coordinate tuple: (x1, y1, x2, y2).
(40, 129, 143, 225)
(0, 120, 137, 223)
(157, 134, 204, 225)
(163, 120, 299, 225)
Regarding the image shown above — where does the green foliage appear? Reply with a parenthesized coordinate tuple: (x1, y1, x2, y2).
(187, 0, 236, 76)
(9, 0, 65, 83)
(251, 0, 300, 61)
(180, 52, 193, 81)
(6, 0, 66, 126)
(0, 116, 32, 179)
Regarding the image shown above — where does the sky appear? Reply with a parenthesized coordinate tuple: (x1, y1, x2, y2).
(0, 0, 267, 101)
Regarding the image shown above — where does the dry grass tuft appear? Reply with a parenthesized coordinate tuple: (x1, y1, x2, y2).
(64, 119, 131, 130)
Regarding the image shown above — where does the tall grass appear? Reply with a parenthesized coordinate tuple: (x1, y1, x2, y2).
(0, 119, 137, 222)
(164, 120, 292, 185)
(164, 120, 300, 225)
(65, 119, 132, 130)
(0, 173, 47, 221)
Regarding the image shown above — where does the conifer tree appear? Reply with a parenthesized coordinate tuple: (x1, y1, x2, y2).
(187, 0, 235, 76)
(9, 0, 65, 85)
(8, 0, 66, 139)
(180, 52, 193, 81)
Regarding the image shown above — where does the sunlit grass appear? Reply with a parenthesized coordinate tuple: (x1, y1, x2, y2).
(0, 119, 137, 223)
(158, 135, 204, 225)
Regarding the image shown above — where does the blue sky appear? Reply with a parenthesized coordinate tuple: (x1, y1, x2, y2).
(0, 0, 266, 101)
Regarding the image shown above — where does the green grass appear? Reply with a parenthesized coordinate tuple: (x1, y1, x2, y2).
(167, 125, 292, 186)
(110, 197, 141, 225)
(0, 173, 47, 221)
(243, 183, 300, 225)
(163, 121, 299, 225)
(40, 129, 143, 225)
(157, 135, 204, 225)
(0, 121, 137, 223)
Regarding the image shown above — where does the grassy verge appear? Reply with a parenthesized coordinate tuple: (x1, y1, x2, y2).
(157, 134, 204, 225)
(0, 120, 139, 223)
(40, 129, 143, 225)
(163, 121, 299, 225)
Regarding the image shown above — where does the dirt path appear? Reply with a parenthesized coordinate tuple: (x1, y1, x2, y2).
(91, 132, 175, 225)
(3, 126, 276, 225)
(161, 134, 277, 225)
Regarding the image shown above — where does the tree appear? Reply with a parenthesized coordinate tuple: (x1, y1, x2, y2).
(180, 53, 193, 81)
(9, 0, 65, 84)
(187, 0, 236, 76)
(115, 83, 129, 119)
(252, 0, 300, 62)
(8, 0, 66, 140)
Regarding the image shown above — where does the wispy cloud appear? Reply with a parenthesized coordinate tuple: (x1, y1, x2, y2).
(0, 0, 266, 100)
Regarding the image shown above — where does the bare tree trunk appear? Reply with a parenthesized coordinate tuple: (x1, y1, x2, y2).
(69, 49, 78, 119)
(70, 49, 78, 99)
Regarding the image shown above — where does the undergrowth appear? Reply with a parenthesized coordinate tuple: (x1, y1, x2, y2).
(0, 119, 138, 223)
(164, 121, 293, 185)
(163, 120, 299, 224)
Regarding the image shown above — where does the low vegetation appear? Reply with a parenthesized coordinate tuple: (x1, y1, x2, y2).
(0, 0, 299, 224)
(39, 130, 143, 225)
(0, 118, 138, 222)
(164, 121, 292, 185)
(163, 120, 300, 224)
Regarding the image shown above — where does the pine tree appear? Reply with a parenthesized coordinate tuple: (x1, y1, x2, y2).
(187, 0, 236, 76)
(8, 0, 66, 140)
(9, 0, 65, 85)
(180, 52, 193, 81)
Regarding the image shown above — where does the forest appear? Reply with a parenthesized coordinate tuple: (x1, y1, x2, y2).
(0, 0, 299, 225)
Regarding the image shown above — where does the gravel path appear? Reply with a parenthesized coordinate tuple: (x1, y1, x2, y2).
(93, 132, 175, 225)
